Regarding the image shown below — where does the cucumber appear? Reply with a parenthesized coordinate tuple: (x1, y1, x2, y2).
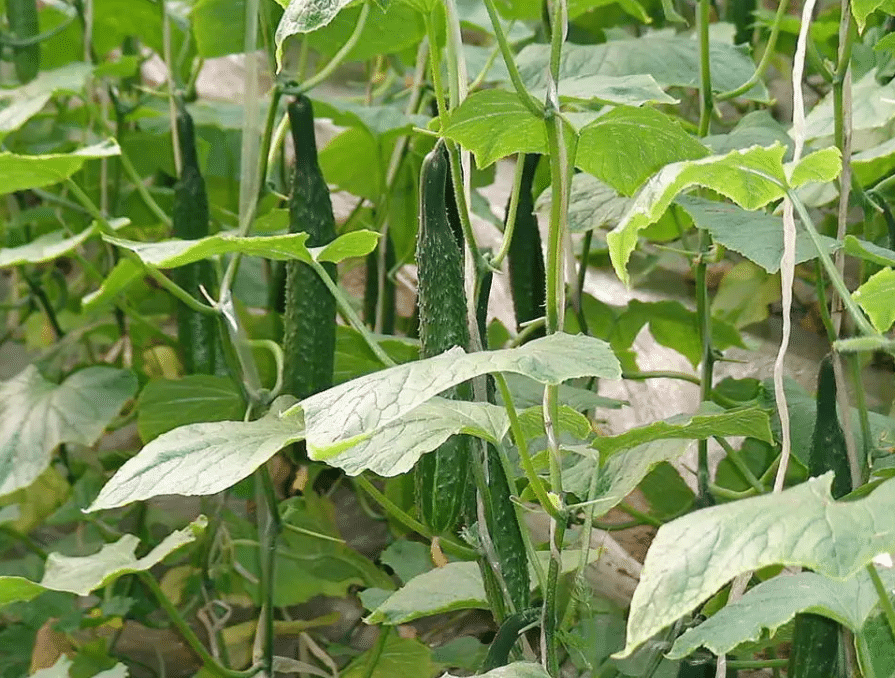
(507, 154, 546, 339)
(481, 607, 540, 672)
(172, 102, 218, 375)
(7, 0, 40, 83)
(479, 443, 530, 616)
(789, 355, 850, 678)
(414, 142, 471, 535)
(282, 95, 337, 401)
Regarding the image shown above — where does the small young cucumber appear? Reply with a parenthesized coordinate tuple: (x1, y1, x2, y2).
(507, 154, 546, 338)
(282, 95, 338, 401)
(172, 102, 218, 375)
(7, 0, 40, 83)
(414, 141, 471, 535)
(788, 356, 850, 678)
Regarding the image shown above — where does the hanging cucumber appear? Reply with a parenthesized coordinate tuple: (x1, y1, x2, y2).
(172, 102, 218, 375)
(6, 0, 40, 83)
(507, 154, 546, 339)
(479, 443, 530, 616)
(789, 356, 850, 678)
(414, 141, 471, 535)
(282, 95, 338, 401)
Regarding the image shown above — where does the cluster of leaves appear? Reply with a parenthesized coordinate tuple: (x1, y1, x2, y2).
(2, 0, 895, 676)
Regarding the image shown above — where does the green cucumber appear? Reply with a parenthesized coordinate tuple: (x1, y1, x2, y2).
(282, 95, 337, 401)
(481, 607, 540, 672)
(6, 0, 40, 83)
(480, 443, 530, 616)
(172, 102, 218, 375)
(507, 154, 546, 338)
(789, 356, 850, 678)
(414, 141, 471, 535)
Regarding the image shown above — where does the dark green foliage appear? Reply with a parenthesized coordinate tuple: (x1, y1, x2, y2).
(789, 355, 850, 678)
(7, 0, 40, 83)
(730, 0, 757, 44)
(507, 154, 546, 338)
(172, 103, 218, 375)
(414, 142, 471, 535)
(282, 94, 338, 401)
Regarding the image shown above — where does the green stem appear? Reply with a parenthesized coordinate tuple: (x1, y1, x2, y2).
(867, 563, 895, 642)
(575, 229, 592, 333)
(22, 272, 65, 339)
(616, 501, 663, 527)
(715, 436, 765, 494)
(141, 264, 220, 316)
(697, 0, 713, 135)
(353, 475, 478, 559)
(481, 0, 544, 117)
(788, 191, 877, 337)
(256, 87, 283, 197)
(726, 659, 789, 670)
(716, 0, 790, 101)
(622, 370, 701, 386)
(490, 153, 527, 268)
(494, 374, 564, 523)
(362, 628, 390, 678)
(445, 140, 490, 274)
(296, 3, 370, 94)
(138, 572, 258, 678)
(695, 230, 715, 507)
(307, 258, 395, 367)
(255, 468, 281, 678)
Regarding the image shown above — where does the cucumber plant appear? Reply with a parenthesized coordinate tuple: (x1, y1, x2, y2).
(0, 0, 894, 678)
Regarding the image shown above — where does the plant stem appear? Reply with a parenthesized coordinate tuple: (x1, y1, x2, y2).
(353, 475, 478, 559)
(307, 258, 395, 367)
(481, 0, 543, 116)
(622, 370, 701, 386)
(725, 658, 788, 670)
(695, 230, 715, 507)
(297, 3, 370, 94)
(142, 264, 220, 316)
(716, 0, 790, 101)
(138, 572, 258, 678)
(255, 467, 281, 678)
(494, 374, 564, 523)
(788, 191, 877, 337)
(616, 501, 663, 527)
(256, 87, 282, 198)
(867, 562, 895, 641)
(490, 153, 527, 268)
(362, 627, 390, 678)
(714, 436, 765, 494)
(697, 0, 713, 135)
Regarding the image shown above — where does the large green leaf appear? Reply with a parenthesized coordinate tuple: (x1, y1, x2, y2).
(853, 267, 895, 333)
(312, 96, 429, 138)
(136, 376, 245, 443)
(565, 439, 691, 511)
(87, 398, 303, 512)
(0, 518, 205, 607)
(320, 398, 509, 476)
(853, 136, 895, 186)
(81, 259, 143, 312)
(676, 196, 840, 274)
(538, 74, 674, 107)
(0, 63, 93, 138)
(804, 69, 895, 142)
(300, 333, 620, 464)
(852, 0, 895, 30)
(844, 235, 895, 267)
(606, 146, 841, 286)
(591, 404, 773, 458)
(668, 566, 895, 659)
(538, 173, 632, 234)
(275, 0, 355, 69)
(576, 107, 709, 196)
(443, 664, 551, 678)
(516, 38, 769, 101)
(341, 634, 434, 678)
(41, 517, 206, 595)
(619, 474, 895, 657)
(441, 90, 548, 169)
(103, 229, 378, 268)
(366, 552, 598, 625)
(0, 366, 137, 497)
(0, 140, 120, 195)
(0, 228, 96, 269)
